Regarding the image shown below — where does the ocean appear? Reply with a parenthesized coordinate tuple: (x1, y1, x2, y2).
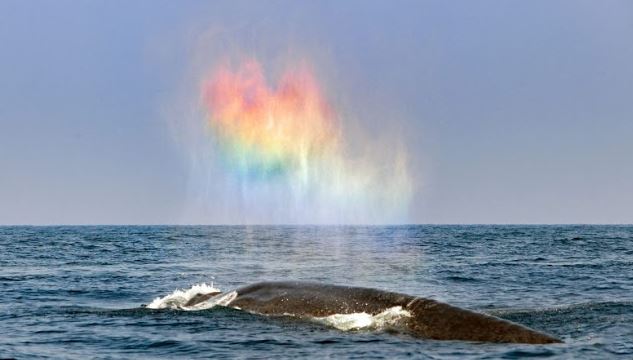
(1, 225, 632, 359)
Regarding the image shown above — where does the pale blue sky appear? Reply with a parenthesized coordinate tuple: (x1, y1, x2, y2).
(1, 0, 632, 224)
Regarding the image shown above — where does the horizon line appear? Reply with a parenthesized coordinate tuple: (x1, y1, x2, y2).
(1, 223, 632, 227)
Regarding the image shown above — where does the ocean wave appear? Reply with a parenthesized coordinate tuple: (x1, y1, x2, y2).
(489, 301, 633, 317)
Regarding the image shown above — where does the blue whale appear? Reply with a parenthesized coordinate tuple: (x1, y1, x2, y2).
(182, 281, 561, 344)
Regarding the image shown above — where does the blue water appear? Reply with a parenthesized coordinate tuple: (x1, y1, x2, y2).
(1, 225, 632, 358)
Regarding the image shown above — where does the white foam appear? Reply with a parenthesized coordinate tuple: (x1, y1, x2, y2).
(147, 283, 224, 310)
(313, 306, 411, 331)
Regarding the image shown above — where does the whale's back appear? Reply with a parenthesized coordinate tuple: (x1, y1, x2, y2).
(231, 281, 411, 316)
(228, 281, 561, 344)
(406, 297, 561, 343)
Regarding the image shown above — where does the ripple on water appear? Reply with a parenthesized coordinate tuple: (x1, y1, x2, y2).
(0, 225, 632, 359)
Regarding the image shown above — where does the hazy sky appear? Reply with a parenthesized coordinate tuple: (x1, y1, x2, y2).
(1, 0, 632, 224)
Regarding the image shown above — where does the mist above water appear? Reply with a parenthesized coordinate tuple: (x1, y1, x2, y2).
(173, 49, 413, 224)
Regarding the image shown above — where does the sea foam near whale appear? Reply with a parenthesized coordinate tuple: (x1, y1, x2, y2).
(314, 306, 412, 331)
(147, 283, 236, 310)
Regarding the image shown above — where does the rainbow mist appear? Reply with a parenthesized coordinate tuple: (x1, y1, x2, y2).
(196, 59, 412, 224)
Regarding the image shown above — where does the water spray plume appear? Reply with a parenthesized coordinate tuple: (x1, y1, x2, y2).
(202, 60, 338, 179)
(197, 58, 412, 224)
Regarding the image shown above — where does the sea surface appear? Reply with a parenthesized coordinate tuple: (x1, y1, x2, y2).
(1, 225, 632, 359)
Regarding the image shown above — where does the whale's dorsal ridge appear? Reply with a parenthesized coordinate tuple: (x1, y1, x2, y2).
(186, 281, 561, 344)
